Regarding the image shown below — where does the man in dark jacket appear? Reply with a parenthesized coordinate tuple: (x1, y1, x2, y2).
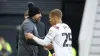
(17, 2, 48, 56)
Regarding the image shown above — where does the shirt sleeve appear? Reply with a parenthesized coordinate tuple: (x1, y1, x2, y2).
(23, 22, 34, 35)
(33, 27, 57, 46)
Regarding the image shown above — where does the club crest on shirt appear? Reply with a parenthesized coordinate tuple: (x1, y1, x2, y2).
(48, 30, 53, 35)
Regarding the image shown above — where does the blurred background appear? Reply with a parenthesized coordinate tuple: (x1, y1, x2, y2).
(0, 0, 86, 56)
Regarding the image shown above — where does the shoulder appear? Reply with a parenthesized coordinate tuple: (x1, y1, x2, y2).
(23, 19, 31, 24)
(62, 23, 72, 32)
(22, 19, 33, 25)
(62, 23, 68, 26)
(21, 19, 34, 27)
(39, 22, 45, 25)
(62, 23, 70, 28)
(49, 25, 59, 31)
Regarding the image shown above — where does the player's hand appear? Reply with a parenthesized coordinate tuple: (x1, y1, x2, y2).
(25, 32, 34, 39)
(44, 43, 53, 50)
(52, 53, 55, 56)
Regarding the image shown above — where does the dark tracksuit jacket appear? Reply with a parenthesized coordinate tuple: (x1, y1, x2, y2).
(17, 18, 48, 56)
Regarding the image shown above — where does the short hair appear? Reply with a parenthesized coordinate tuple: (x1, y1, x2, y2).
(24, 10, 29, 16)
(49, 9, 63, 18)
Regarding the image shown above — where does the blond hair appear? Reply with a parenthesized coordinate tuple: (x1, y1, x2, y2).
(49, 9, 63, 18)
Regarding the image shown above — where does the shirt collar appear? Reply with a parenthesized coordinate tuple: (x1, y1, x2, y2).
(28, 17, 36, 23)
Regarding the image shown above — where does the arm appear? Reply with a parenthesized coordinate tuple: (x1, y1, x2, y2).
(33, 36, 51, 46)
(23, 21, 40, 45)
(23, 21, 33, 34)
(25, 27, 57, 46)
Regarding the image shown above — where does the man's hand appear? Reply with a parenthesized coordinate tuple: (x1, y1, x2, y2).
(25, 32, 34, 39)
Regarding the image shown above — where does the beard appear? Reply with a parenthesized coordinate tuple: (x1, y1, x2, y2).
(36, 19, 40, 22)
(36, 17, 41, 23)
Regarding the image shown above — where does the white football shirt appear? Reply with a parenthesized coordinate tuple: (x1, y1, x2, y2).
(33, 23, 72, 56)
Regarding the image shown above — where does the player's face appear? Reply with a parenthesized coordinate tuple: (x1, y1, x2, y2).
(34, 13, 42, 22)
(49, 15, 56, 26)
